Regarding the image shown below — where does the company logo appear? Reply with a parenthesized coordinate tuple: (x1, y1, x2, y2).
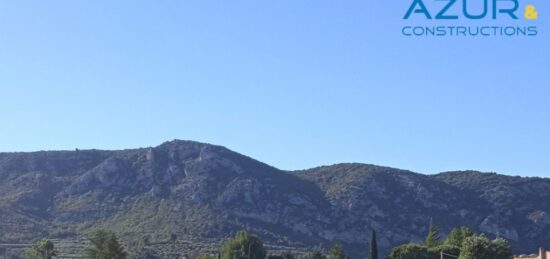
(525, 5, 538, 19)
(402, 0, 539, 37)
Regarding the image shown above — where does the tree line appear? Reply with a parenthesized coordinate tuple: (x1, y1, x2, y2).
(23, 224, 513, 259)
(388, 223, 513, 259)
(25, 229, 126, 259)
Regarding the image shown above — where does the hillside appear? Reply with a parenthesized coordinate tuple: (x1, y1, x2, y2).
(0, 140, 549, 258)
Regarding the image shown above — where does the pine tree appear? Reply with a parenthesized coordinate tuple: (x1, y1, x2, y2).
(445, 226, 474, 247)
(425, 221, 441, 248)
(369, 230, 378, 259)
(329, 241, 345, 259)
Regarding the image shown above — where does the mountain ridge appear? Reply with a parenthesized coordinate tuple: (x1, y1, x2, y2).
(1, 140, 549, 258)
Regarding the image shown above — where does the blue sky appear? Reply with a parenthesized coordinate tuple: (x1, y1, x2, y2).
(0, 1, 548, 177)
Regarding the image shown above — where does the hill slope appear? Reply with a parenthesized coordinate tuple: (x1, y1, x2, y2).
(1, 140, 549, 257)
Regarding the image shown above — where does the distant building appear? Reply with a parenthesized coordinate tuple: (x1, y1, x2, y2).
(515, 248, 550, 259)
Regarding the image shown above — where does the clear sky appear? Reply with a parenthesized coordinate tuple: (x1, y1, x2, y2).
(0, 1, 548, 177)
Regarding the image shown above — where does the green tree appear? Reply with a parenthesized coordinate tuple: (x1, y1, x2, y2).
(369, 230, 378, 259)
(491, 238, 513, 259)
(425, 222, 441, 248)
(25, 239, 56, 259)
(329, 241, 345, 259)
(459, 235, 512, 259)
(458, 235, 492, 259)
(444, 227, 474, 247)
(86, 229, 127, 259)
(387, 244, 431, 259)
(388, 227, 513, 259)
(220, 231, 266, 259)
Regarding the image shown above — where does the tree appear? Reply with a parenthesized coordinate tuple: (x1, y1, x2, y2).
(387, 244, 431, 259)
(369, 230, 378, 259)
(459, 235, 512, 259)
(329, 241, 345, 259)
(458, 235, 491, 259)
(445, 227, 474, 248)
(86, 229, 127, 259)
(491, 238, 513, 259)
(220, 231, 266, 259)
(388, 226, 513, 259)
(25, 239, 56, 259)
(425, 222, 441, 248)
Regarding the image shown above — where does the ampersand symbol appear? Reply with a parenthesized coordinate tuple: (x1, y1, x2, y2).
(525, 5, 538, 20)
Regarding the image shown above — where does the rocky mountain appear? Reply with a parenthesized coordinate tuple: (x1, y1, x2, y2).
(0, 140, 549, 258)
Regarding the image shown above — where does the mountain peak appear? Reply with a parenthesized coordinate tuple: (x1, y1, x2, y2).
(1, 140, 550, 258)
